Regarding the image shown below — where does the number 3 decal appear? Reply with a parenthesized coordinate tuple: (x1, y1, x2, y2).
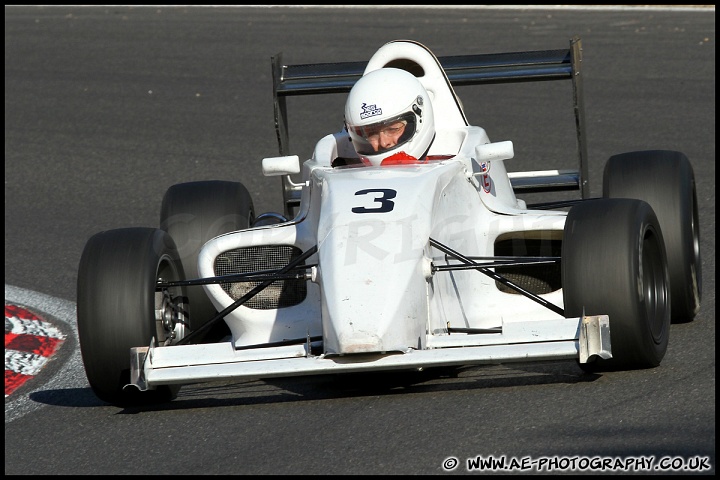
(352, 189, 397, 213)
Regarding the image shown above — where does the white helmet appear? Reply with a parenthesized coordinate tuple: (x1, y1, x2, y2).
(344, 68, 435, 166)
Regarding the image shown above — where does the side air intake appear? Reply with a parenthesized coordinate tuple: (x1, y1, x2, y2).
(214, 245, 307, 309)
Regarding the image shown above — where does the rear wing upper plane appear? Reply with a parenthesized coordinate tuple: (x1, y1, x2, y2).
(271, 36, 589, 216)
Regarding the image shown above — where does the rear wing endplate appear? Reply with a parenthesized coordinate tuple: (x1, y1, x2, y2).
(271, 36, 589, 217)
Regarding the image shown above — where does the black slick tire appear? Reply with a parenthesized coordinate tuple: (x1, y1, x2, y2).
(77, 227, 186, 405)
(160, 181, 254, 338)
(562, 198, 671, 371)
(604, 150, 701, 322)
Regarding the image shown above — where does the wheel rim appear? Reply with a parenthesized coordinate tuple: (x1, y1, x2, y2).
(642, 231, 669, 343)
(690, 189, 702, 311)
(155, 254, 188, 345)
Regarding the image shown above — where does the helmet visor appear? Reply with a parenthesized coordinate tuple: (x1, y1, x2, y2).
(348, 112, 417, 156)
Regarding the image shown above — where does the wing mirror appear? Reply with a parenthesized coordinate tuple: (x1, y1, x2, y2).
(470, 141, 514, 178)
(262, 155, 300, 176)
(474, 141, 514, 163)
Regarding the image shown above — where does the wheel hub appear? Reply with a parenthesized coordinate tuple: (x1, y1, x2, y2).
(155, 284, 188, 345)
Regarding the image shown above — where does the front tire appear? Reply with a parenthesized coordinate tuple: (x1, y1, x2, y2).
(77, 228, 187, 405)
(562, 199, 670, 371)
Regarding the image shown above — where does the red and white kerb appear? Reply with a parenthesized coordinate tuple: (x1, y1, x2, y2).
(5, 303, 66, 397)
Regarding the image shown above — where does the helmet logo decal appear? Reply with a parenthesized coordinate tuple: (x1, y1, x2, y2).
(359, 103, 382, 120)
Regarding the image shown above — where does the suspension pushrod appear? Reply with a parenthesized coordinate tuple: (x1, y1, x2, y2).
(433, 258, 559, 272)
(157, 265, 315, 289)
(429, 238, 564, 317)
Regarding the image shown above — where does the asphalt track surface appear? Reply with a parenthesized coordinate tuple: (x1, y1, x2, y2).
(5, 5, 715, 475)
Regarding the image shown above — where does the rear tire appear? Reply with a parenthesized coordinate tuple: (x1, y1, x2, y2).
(604, 150, 701, 322)
(562, 199, 670, 371)
(77, 228, 187, 405)
(160, 181, 254, 337)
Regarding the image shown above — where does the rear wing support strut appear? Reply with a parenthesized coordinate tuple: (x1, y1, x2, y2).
(271, 36, 589, 217)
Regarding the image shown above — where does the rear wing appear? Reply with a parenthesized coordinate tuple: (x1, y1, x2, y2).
(271, 36, 589, 216)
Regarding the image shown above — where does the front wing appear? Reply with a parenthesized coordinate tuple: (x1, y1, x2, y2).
(128, 315, 611, 392)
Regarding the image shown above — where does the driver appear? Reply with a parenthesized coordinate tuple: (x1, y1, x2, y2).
(344, 68, 436, 166)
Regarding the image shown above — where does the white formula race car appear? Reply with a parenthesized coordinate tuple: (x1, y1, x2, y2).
(76, 38, 702, 406)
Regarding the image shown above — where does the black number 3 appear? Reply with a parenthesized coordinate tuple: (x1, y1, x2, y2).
(352, 189, 397, 213)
